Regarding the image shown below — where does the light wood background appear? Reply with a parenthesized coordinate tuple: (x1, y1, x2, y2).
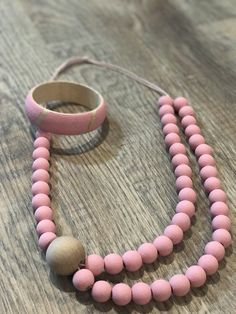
(0, 0, 235, 313)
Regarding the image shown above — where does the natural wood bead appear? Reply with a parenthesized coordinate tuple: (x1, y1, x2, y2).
(46, 236, 85, 275)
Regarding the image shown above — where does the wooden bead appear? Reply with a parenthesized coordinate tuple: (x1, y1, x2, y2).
(46, 236, 85, 275)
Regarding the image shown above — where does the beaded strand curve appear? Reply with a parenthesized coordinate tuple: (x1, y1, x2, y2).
(31, 96, 232, 306)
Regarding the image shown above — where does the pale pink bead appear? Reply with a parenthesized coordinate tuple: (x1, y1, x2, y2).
(204, 177, 221, 193)
(175, 164, 192, 177)
(104, 254, 123, 275)
(210, 202, 229, 217)
(36, 219, 56, 235)
(169, 143, 186, 157)
(164, 133, 180, 147)
(32, 147, 50, 160)
(212, 229, 232, 248)
(161, 113, 177, 126)
(38, 232, 56, 250)
(200, 166, 218, 181)
(212, 215, 231, 231)
(34, 137, 50, 149)
(158, 95, 173, 107)
(204, 241, 225, 261)
(181, 116, 197, 128)
(198, 154, 215, 168)
(198, 254, 219, 275)
(112, 283, 132, 306)
(34, 206, 53, 222)
(176, 176, 193, 191)
(169, 274, 190, 296)
(32, 181, 50, 195)
(209, 189, 227, 203)
(195, 144, 213, 158)
(131, 283, 152, 305)
(32, 158, 50, 171)
(178, 187, 196, 203)
(85, 254, 104, 276)
(163, 123, 179, 136)
(185, 125, 201, 138)
(176, 200, 195, 218)
(122, 250, 142, 272)
(138, 243, 158, 264)
(72, 269, 95, 291)
(159, 104, 174, 117)
(171, 213, 191, 232)
(32, 193, 50, 209)
(179, 106, 195, 117)
(185, 265, 206, 288)
(32, 169, 50, 183)
(36, 130, 52, 140)
(151, 279, 172, 302)
(153, 235, 173, 256)
(92, 281, 112, 303)
(164, 225, 183, 245)
(173, 97, 188, 112)
(172, 154, 189, 168)
(189, 134, 205, 150)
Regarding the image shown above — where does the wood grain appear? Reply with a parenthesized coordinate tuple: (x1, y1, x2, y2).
(0, 0, 235, 313)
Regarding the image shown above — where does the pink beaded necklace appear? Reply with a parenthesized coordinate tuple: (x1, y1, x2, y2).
(26, 57, 232, 306)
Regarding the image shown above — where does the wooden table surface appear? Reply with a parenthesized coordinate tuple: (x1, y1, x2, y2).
(0, 0, 235, 313)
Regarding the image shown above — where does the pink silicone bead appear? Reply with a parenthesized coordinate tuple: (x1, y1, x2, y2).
(161, 114, 177, 126)
(92, 281, 112, 303)
(153, 235, 173, 256)
(34, 206, 53, 222)
(176, 176, 193, 191)
(171, 213, 191, 232)
(104, 254, 123, 275)
(210, 202, 229, 217)
(176, 200, 195, 218)
(181, 116, 197, 128)
(212, 215, 231, 231)
(185, 265, 206, 288)
(34, 137, 50, 149)
(36, 219, 56, 235)
(164, 225, 183, 245)
(178, 187, 196, 203)
(159, 105, 174, 117)
(122, 250, 142, 272)
(85, 254, 105, 276)
(131, 283, 152, 305)
(163, 123, 179, 136)
(169, 274, 190, 296)
(175, 164, 192, 177)
(36, 130, 52, 140)
(209, 189, 227, 203)
(32, 193, 51, 209)
(32, 147, 50, 160)
(173, 97, 188, 112)
(151, 279, 172, 302)
(212, 229, 232, 248)
(72, 269, 95, 291)
(172, 154, 189, 168)
(32, 169, 50, 183)
(38, 232, 56, 250)
(158, 96, 173, 107)
(32, 181, 50, 195)
(165, 133, 180, 147)
(198, 254, 219, 275)
(179, 106, 195, 117)
(200, 166, 218, 181)
(198, 154, 215, 168)
(185, 125, 201, 138)
(112, 283, 132, 306)
(204, 241, 225, 261)
(189, 134, 205, 150)
(138, 243, 158, 264)
(169, 143, 186, 157)
(195, 144, 213, 158)
(32, 158, 50, 171)
(204, 177, 221, 193)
